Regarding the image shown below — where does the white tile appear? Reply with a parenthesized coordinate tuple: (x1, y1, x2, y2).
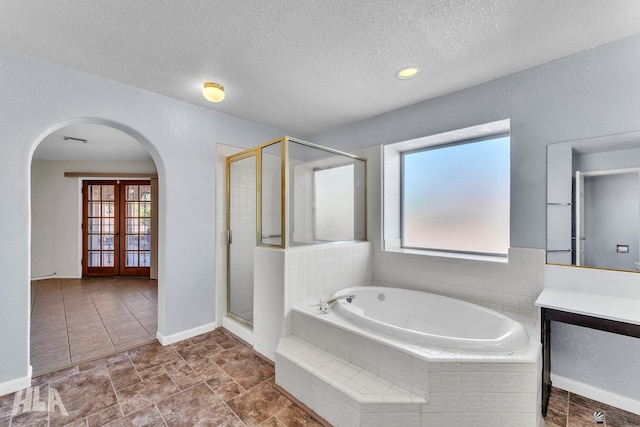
(441, 371, 461, 392)
(500, 412, 523, 426)
(461, 362, 483, 372)
(502, 392, 523, 413)
(362, 412, 420, 427)
(481, 363, 502, 372)
(325, 356, 348, 373)
(440, 392, 461, 412)
(482, 392, 502, 413)
(351, 370, 377, 390)
(481, 413, 500, 427)
(411, 366, 429, 392)
(364, 377, 394, 394)
(337, 363, 362, 380)
(394, 358, 413, 385)
(428, 372, 442, 392)
(441, 412, 463, 426)
(429, 362, 442, 372)
(421, 393, 441, 413)
(382, 393, 413, 404)
(521, 413, 538, 427)
(460, 372, 482, 392)
(442, 362, 461, 372)
(459, 412, 485, 427)
(522, 373, 537, 393)
(460, 393, 483, 413)
(521, 393, 537, 414)
(378, 351, 395, 377)
(481, 372, 502, 392)
(412, 356, 430, 372)
(502, 372, 523, 393)
(421, 412, 445, 426)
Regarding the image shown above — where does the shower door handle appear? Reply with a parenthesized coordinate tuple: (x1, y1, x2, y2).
(228, 229, 232, 244)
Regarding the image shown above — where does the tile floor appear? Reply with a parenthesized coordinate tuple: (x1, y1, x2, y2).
(31, 278, 158, 375)
(1, 328, 323, 427)
(26, 278, 639, 426)
(546, 386, 640, 427)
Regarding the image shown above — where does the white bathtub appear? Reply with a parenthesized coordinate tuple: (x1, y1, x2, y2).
(330, 286, 529, 353)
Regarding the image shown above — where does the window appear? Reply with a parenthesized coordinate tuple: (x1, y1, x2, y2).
(402, 135, 510, 255)
(383, 119, 510, 259)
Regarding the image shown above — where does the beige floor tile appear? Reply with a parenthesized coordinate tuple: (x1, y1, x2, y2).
(30, 277, 157, 374)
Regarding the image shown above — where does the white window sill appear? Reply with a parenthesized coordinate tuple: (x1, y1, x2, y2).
(383, 244, 508, 264)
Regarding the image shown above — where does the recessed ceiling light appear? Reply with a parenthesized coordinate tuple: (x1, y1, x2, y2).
(395, 67, 420, 79)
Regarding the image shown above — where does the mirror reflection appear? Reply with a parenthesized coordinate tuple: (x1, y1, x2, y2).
(547, 130, 640, 272)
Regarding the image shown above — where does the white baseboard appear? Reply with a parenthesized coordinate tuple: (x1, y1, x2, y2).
(30, 275, 80, 281)
(551, 373, 640, 414)
(0, 365, 32, 396)
(156, 322, 217, 346)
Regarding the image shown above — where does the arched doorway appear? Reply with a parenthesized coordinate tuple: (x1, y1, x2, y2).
(29, 120, 163, 375)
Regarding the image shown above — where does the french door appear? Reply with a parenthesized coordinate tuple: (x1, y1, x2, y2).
(82, 180, 152, 276)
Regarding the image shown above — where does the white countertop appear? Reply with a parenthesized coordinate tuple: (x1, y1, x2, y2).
(535, 288, 640, 326)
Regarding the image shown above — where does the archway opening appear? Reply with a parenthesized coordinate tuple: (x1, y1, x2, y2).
(29, 120, 163, 375)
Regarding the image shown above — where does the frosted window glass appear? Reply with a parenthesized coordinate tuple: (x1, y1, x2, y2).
(314, 165, 355, 241)
(402, 136, 510, 255)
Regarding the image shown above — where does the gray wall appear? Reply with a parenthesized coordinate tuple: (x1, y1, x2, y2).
(311, 35, 640, 402)
(0, 48, 283, 387)
(584, 173, 639, 271)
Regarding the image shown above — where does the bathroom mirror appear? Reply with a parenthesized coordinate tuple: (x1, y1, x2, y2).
(546, 130, 640, 272)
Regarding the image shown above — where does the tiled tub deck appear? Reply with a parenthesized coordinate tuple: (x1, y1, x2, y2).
(276, 300, 542, 427)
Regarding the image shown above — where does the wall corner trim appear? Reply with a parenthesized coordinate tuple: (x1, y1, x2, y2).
(0, 365, 32, 397)
(156, 322, 217, 346)
(550, 373, 640, 415)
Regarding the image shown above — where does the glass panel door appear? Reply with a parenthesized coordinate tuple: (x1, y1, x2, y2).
(83, 180, 152, 277)
(83, 180, 119, 276)
(227, 154, 256, 327)
(120, 181, 152, 276)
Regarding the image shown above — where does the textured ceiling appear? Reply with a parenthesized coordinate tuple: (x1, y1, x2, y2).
(33, 124, 151, 161)
(4, 1, 640, 144)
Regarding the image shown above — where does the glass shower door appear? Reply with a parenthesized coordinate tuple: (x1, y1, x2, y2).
(227, 154, 256, 327)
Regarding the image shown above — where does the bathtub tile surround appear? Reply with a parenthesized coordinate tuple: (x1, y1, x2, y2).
(254, 242, 373, 361)
(254, 247, 286, 361)
(374, 247, 546, 319)
(277, 295, 541, 427)
(277, 336, 425, 426)
(272, 245, 545, 426)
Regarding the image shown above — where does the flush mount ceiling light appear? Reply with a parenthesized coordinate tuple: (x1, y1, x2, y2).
(202, 82, 225, 102)
(395, 67, 420, 79)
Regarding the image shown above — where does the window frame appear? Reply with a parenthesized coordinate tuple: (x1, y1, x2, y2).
(382, 119, 511, 262)
(400, 133, 510, 257)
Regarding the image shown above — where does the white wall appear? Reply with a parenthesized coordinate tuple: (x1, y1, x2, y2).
(31, 159, 157, 278)
(312, 35, 640, 407)
(0, 48, 284, 391)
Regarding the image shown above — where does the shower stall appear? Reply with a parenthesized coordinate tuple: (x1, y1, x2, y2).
(226, 136, 367, 328)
